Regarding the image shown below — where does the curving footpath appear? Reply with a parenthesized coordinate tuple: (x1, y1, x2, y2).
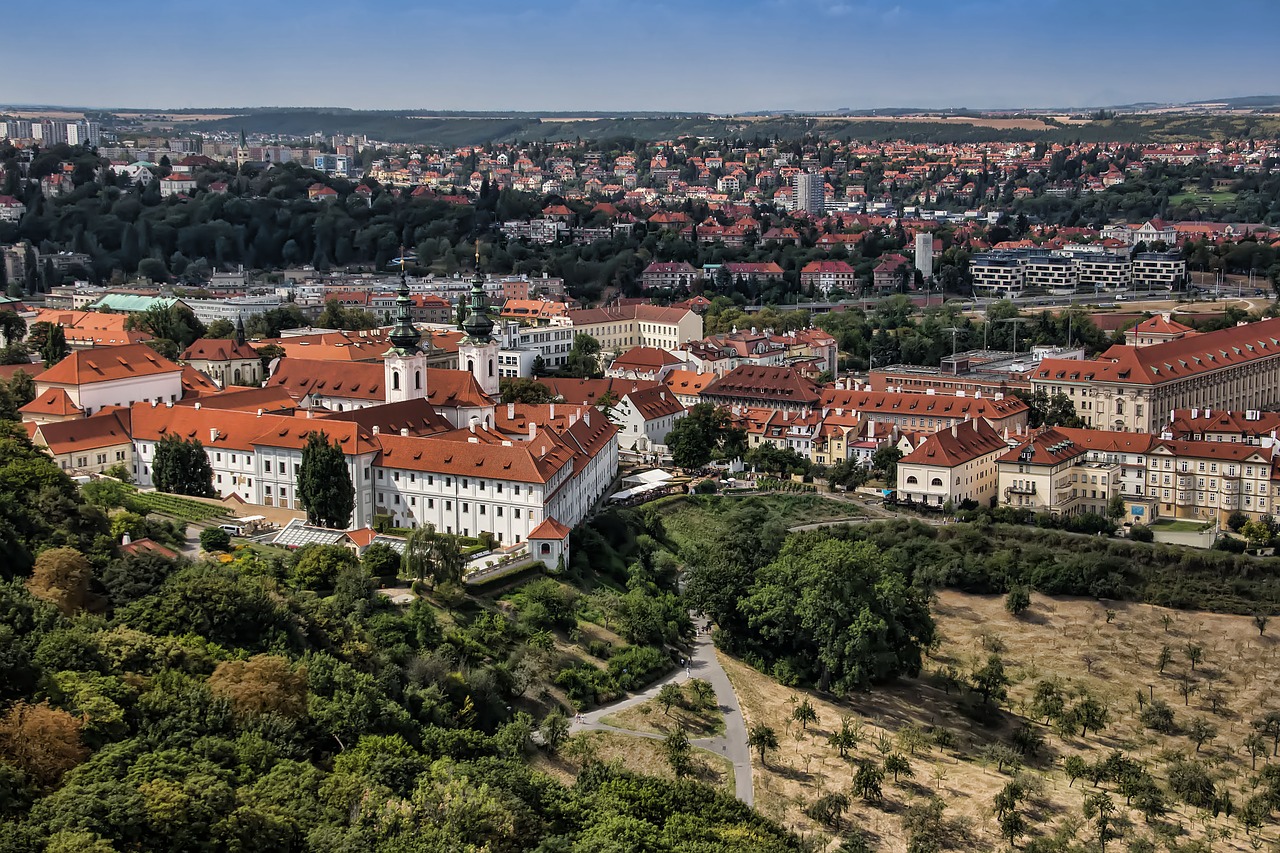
(569, 618, 753, 806)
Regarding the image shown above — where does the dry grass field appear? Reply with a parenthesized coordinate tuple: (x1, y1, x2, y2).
(725, 590, 1280, 851)
(602, 692, 726, 738)
(535, 730, 735, 794)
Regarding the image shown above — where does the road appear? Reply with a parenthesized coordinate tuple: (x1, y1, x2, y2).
(570, 617, 754, 805)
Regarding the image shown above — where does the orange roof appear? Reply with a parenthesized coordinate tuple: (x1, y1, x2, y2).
(375, 429, 572, 483)
(1128, 315, 1193, 336)
(33, 408, 131, 454)
(20, 387, 83, 417)
(181, 338, 261, 361)
(901, 419, 1007, 467)
(36, 344, 182, 386)
(663, 369, 715, 397)
(528, 517, 571, 540)
(1037, 316, 1280, 387)
(821, 388, 1027, 421)
(609, 346, 683, 371)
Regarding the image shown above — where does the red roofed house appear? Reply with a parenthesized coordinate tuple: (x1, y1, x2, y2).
(872, 254, 912, 293)
(641, 262, 699, 291)
(800, 260, 857, 295)
(308, 183, 338, 202)
(1123, 314, 1194, 347)
(31, 343, 185, 418)
(897, 418, 1008, 509)
(181, 334, 264, 388)
(29, 408, 133, 473)
(605, 346, 685, 382)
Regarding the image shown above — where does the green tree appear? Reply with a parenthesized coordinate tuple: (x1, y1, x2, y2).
(361, 542, 400, 578)
(26, 547, 93, 615)
(657, 682, 683, 716)
(970, 653, 1009, 706)
(540, 710, 569, 754)
(748, 723, 778, 766)
(662, 727, 693, 777)
(1083, 791, 1120, 853)
(292, 544, 359, 589)
(151, 434, 215, 498)
(828, 716, 862, 758)
(666, 402, 747, 469)
(204, 318, 236, 339)
(852, 759, 883, 802)
(883, 752, 913, 782)
(871, 445, 902, 485)
(499, 377, 554, 404)
(1187, 717, 1218, 753)
(402, 523, 465, 588)
(0, 310, 25, 347)
(1005, 586, 1031, 616)
(297, 431, 354, 528)
(40, 323, 68, 366)
(563, 333, 602, 378)
(791, 697, 818, 731)
(127, 302, 206, 351)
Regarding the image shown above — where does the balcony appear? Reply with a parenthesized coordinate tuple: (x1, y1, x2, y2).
(1006, 483, 1037, 496)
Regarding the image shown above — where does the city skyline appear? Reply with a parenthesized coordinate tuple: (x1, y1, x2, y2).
(3, 0, 1277, 113)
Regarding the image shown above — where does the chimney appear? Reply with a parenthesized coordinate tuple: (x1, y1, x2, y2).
(209, 428, 218, 442)
(165, 400, 173, 408)
(400, 427, 409, 436)
(1192, 407, 1199, 420)
(257, 408, 264, 417)
(507, 402, 515, 420)
(584, 409, 591, 427)
(1205, 408, 1212, 418)
(469, 416, 478, 433)
(951, 424, 958, 438)
(372, 425, 379, 435)
(549, 403, 556, 419)
(121, 532, 131, 546)
(529, 422, 537, 439)
(151, 399, 157, 407)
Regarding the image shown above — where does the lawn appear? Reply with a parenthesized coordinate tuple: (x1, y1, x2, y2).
(656, 493, 860, 553)
(1170, 190, 1237, 206)
(1149, 518, 1213, 532)
(725, 590, 1280, 851)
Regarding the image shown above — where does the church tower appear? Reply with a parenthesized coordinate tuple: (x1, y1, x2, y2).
(458, 244, 499, 398)
(383, 262, 428, 404)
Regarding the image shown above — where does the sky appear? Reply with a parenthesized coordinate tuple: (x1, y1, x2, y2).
(3, 0, 1278, 113)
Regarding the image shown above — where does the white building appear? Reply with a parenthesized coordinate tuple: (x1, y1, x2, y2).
(29, 343, 185, 418)
(792, 172, 824, 216)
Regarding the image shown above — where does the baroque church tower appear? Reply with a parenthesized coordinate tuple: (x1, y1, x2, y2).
(458, 244, 499, 398)
(383, 260, 428, 403)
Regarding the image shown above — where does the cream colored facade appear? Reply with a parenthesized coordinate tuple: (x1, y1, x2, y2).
(1145, 443, 1275, 525)
(899, 448, 1002, 508)
(567, 307, 703, 356)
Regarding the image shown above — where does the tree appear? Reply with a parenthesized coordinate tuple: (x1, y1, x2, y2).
(1241, 519, 1272, 548)
(204, 318, 236, 339)
(1226, 510, 1249, 532)
(688, 678, 714, 711)
(662, 728, 693, 777)
(127, 302, 206, 351)
(970, 653, 1009, 706)
(1184, 642, 1204, 672)
(1005, 586, 1031, 616)
(297, 430, 354, 528)
(402, 523, 464, 588)
(805, 791, 850, 831)
(1083, 791, 1120, 853)
(1065, 696, 1109, 738)
(540, 710, 569, 754)
(292, 543, 359, 589)
(499, 377, 554, 404)
(1254, 710, 1280, 756)
(828, 716, 862, 758)
(152, 434, 215, 498)
(666, 402, 747, 469)
(1157, 644, 1173, 674)
(0, 701, 88, 787)
(739, 536, 935, 693)
(26, 547, 93, 615)
(657, 682, 683, 716)
(1177, 671, 1198, 706)
(1064, 755, 1088, 787)
(563, 333, 602, 378)
(791, 697, 818, 731)
(1243, 731, 1268, 770)
(199, 526, 231, 552)
(208, 654, 308, 718)
(361, 542, 400, 578)
(852, 759, 883, 802)
(883, 752, 913, 782)
(871, 446, 903, 485)
(1106, 493, 1125, 521)
(748, 723, 778, 766)
(40, 323, 68, 366)
(1031, 680, 1065, 725)
(1187, 717, 1218, 753)
(0, 310, 25, 347)
(1139, 699, 1176, 734)
(1254, 613, 1270, 637)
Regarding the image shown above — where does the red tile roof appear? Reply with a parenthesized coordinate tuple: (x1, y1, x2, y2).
(529, 517, 571, 539)
(20, 387, 83, 417)
(902, 418, 1007, 467)
(36, 344, 182, 386)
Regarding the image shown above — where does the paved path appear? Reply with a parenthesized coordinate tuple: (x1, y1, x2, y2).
(570, 618, 754, 805)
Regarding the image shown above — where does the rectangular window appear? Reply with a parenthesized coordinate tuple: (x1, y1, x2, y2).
(515, 509, 521, 519)
(445, 500, 452, 511)
(264, 460, 271, 472)
(462, 503, 469, 513)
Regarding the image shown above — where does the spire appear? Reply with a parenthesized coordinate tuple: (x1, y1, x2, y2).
(234, 315, 246, 346)
(387, 250, 419, 354)
(461, 240, 494, 343)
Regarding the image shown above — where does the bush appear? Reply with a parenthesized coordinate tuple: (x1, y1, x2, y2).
(694, 479, 718, 494)
(1129, 523, 1154, 542)
(199, 526, 231, 552)
(1005, 586, 1031, 616)
(606, 645, 670, 691)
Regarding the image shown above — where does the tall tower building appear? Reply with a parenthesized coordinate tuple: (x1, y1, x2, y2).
(383, 263, 428, 403)
(458, 246, 499, 398)
(915, 232, 934, 279)
(792, 171, 824, 216)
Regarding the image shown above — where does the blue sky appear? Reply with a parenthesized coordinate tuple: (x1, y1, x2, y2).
(3, 0, 1277, 112)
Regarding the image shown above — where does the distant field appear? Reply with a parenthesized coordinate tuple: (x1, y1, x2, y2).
(1170, 190, 1238, 206)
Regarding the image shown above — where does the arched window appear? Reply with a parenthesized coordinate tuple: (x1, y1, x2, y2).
(1115, 398, 1125, 415)
(392, 371, 401, 391)
(488, 359, 494, 377)
(415, 370, 421, 390)
(233, 369, 242, 384)
(931, 477, 943, 487)
(467, 359, 475, 373)
(540, 543, 551, 555)
(906, 475, 919, 485)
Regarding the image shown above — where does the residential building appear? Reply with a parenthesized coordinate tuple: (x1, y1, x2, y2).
(606, 346, 684, 382)
(566, 304, 702, 356)
(1132, 252, 1187, 290)
(181, 330, 263, 388)
(800, 260, 857, 295)
(1123, 314, 1194, 347)
(821, 387, 1030, 434)
(914, 232, 935, 278)
(1164, 408, 1280, 444)
(0, 195, 25, 222)
(30, 343, 185, 418)
(29, 408, 133, 474)
(897, 419, 1008, 509)
(792, 172, 824, 215)
(640, 262, 699, 291)
(701, 365, 821, 413)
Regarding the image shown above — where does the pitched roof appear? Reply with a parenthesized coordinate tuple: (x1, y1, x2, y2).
(268, 359, 492, 410)
(537, 376, 660, 405)
(702, 366, 821, 406)
(821, 388, 1028, 421)
(374, 429, 572, 483)
(33, 408, 131, 454)
(36, 344, 182, 387)
(1166, 408, 1280, 438)
(181, 338, 261, 361)
(621, 385, 684, 420)
(1128, 315, 1193, 337)
(901, 418, 1007, 467)
(529, 517, 571, 540)
(609, 346, 683, 371)
(20, 387, 83, 417)
(1037, 316, 1280, 387)
(316, 398, 452, 437)
(567, 303, 696, 327)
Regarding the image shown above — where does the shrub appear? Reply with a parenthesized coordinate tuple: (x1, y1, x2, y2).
(1128, 523, 1154, 543)
(606, 645, 670, 691)
(199, 526, 231, 552)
